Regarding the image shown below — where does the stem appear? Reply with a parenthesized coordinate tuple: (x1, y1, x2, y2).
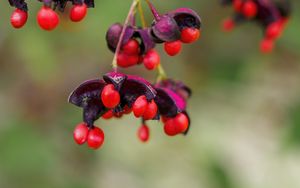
(112, 0, 139, 71)
(156, 64, 167, 82)
(144, 0, 160, 21)
(137, 0, 147, 28)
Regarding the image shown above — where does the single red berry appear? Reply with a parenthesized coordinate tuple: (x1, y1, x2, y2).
(133, 95, 148, 118)
(164, 120, 178, 136)
(143, 100, 158, 120)
(37, 6, 59, 31)
(101, 84, 120, 108)
(180, 27, 201, 43)
(87, 126, 105, 149)
(73, 122, 89, 145)
(70, 4, 87, 22)
(137, 124, 150, 142)
(265, 22, 282, 40)
(161, 116, 171, 123)
(222, 18, 235, 32)
(10, 9, 28, 29)
(173, 113, 189, 133)
(122, 39, 140, 55)
(242, 1, 257, 18)
(114, 112, 123, 118)
(117, 52, 139, 67)
(102, 110, 114, 119)
(233, 0, 243, 12)
(260, 38, 274, 54)
(164, 40, 182, 56)
(143, 49, 160, 70)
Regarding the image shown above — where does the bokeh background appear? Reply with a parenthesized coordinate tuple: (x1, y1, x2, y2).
(1, 0, 300, 188)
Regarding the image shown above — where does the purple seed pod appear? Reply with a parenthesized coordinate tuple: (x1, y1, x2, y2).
(68, 72, 157, 126)
(168, 8, 202, 30)
(151, 15, 181, 43)
(106, 23, 156, 55)
(8, 0, 28, 11)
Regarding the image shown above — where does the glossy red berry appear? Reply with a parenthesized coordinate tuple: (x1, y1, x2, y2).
(70, 4, 87, 22)
(101, 84, 120, 108)
(122, 39, 140, 55)
(123, 105, 132, 114)
(222, 18, 235, 32)
(173, 113, 189, 133)
(260, 38, 274, 54)
(73, 123, 89, 145)
(10, 9, 28, 29)
(164, 40, 182, 56)
(265, 22, 282, 40)
(102, 110, 114, 119)
(143, 49, 160, 70)
(143, 100, 158, 120)
(137, 124, 150, 142)
(133, 95, 148, 117)
(164, 120, 178, 136)
(242, 1, 257, 18)
(37, 6, 59, 31)
(117, 52, 139, 67)
(180, 27, 201, 43)
(233, 0, 243, 12)
(87, 127, 105, 149)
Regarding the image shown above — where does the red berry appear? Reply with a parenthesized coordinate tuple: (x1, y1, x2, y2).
(161, 116, 171, 123)
(242, 1, 257, 18)
(37, 6, 59, 31)
(180, 27, 201, 43)
(70, 4, 87, 22)
(164, 40, 182, 56)
(260, 38, 274, 54)
(164, 120, 178, 136)
(114, 112, 123, 118)
(233, 0, 243, 12)
(10, 9, 28, 29)
(73, 123, 89, 145)
(222, 18, 235, 32)
(137, 124, 150, 142)
(265, 22, 282, 40)
(102, 110, 114, 119)
(143, 100, 158, 120)
(173, 113, 189, 133)
(143, 49, 160, 70)
(117, 52, 139, 67)
(87, 127, 105, 149)
(133, 95, 148, 117)
(122, 39, 140, 55)
(101, 84, 120, 108)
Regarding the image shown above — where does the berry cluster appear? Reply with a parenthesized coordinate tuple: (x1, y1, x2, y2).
(68, 0, 200, 150)
(106, 2, 201, 69)
(8, 0, 94, 30)
(69, 73, 191, 149)
(220, 0, 291, 53)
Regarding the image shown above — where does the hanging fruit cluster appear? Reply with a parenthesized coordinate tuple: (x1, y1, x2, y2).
(220, 0, 291, 53)
(8, 0, 94, 30)
(68, 0, 201, 150)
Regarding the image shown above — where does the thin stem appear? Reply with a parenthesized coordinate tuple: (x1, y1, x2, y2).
(156, 64, 167, 82)
(112, 0, 139, 71)
(144, 0, 160, 21)
(137, 0, 147, 28)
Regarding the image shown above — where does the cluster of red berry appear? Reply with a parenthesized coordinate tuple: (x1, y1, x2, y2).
(221, 0, 291, 53)
(8, 0, 93, 30)
(106, 3, 201, 70)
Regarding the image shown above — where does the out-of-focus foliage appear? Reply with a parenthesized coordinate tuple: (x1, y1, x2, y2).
(0, 0, 300, 188)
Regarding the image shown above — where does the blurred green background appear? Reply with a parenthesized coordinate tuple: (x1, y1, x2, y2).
(0, 0, 300, 188)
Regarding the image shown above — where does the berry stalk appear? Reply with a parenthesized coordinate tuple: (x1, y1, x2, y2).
(111, 0, 139, 71)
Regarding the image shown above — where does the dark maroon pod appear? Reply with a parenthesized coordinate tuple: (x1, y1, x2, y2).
(151, 15, 181, 43)
(106, 23, 155, 55)
(168, 8, 202, 30)
(8, 0, 28, 11)
(69, 72, 157, 126)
